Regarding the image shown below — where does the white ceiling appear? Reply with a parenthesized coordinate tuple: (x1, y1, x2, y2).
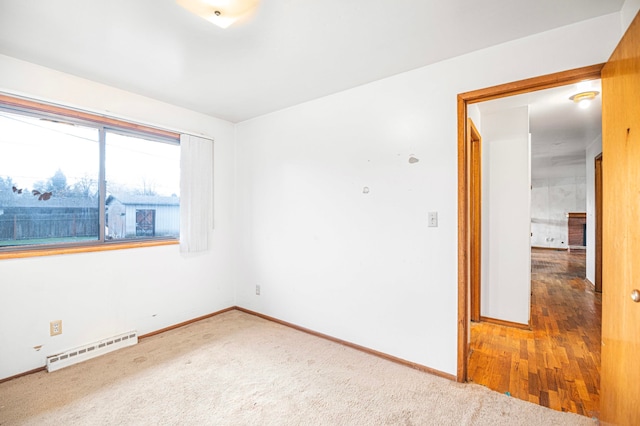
(477, 80, 602, 179)
(0, 0, 624, 123)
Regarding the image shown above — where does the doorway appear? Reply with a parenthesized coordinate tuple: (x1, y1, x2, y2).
(457, 65, 604, 411)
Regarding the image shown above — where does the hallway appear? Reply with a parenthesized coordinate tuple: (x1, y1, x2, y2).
(468, 248, 601, 416)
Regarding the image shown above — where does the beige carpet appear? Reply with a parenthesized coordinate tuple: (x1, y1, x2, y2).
(0, 310, 594, 425)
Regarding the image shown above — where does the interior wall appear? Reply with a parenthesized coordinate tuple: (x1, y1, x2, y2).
(622, 0, 640, 30)
(468, 105, 481, 131)
(0, 55, 237, 380)
(586, 136, 603, 283)
(234, 14, 622, 375)
(531, 176, 586, 249)
(480, 107, 531, 324)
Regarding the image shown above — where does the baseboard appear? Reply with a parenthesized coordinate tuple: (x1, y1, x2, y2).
(235, 306, 457, 382)
(0, 306, 236, 383)
(138, 306, 236, 339)
(2, 305, 457, 384)
(0, 366, 46, 384)
(480, 316, 530, 330)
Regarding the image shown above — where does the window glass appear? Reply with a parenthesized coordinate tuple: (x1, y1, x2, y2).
(0, 110, 99, 247)
(0, 104, 180, 251)
(105, 131, 180, 240)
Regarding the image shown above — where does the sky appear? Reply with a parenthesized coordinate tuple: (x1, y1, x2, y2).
(0, 110, 180, 197)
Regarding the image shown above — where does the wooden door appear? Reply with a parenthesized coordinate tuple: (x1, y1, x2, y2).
(600, 11, 640, 425)
(135, 209, 156, 237)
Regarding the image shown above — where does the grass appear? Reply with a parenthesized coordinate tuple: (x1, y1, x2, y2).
(0, 236, 98, 247)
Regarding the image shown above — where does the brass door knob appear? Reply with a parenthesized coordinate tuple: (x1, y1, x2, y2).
(632, 289, 640, 303)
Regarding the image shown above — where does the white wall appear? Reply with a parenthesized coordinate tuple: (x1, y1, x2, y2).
(480, 107, 531, 324)
(585, 136, 603, 283)
(235, 14, 622, 375)
(0, 55, 237, 379)
(468, 104, 481, 131)
(622, 0, 640, 31)
(531, 176, 586, 249)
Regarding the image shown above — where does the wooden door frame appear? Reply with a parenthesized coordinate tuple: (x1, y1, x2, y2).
(468, 119, 482, 322)
(456, 63, 604, 382)
(594, 153, 603, 293)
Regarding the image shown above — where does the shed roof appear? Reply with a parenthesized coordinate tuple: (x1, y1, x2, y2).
(109, 195, 180, 206)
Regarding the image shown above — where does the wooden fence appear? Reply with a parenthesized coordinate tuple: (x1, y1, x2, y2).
(0, 207, 99, 242)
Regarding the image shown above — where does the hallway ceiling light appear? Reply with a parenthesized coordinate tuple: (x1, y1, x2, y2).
(569, 91, 599, 109)
(176, 0, 260, 29)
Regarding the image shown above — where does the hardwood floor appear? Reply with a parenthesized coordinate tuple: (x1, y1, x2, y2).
(468, 248, 601, 417)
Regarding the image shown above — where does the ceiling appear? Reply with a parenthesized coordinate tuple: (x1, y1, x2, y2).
(477, 80, 602, 179)
(0, 0, 624, 123)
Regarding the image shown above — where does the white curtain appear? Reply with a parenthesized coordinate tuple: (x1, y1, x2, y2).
(180, 134, 214, 253)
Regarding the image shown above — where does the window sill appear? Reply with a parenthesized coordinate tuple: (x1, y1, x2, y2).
(0, 240, 179, 260)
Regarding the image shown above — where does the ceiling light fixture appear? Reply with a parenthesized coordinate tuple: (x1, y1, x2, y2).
(176, 0, 260, 29)
(569, 91, 599, 109)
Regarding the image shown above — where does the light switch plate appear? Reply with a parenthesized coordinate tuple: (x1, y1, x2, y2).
(428, 212, 438, 227)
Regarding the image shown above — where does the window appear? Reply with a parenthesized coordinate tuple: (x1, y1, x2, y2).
(104, 130, 180, 240)
(0, 96, 180, 252)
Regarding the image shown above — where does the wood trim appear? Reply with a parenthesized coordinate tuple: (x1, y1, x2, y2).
(479, 316, 530, 330)
(469, 119, 482, 323)
(594, 153, 603, 293)
(457, 64, 603, 383)
(0, 240, 178, 260)
(531, 246, 568, 251)
(567, 212, 586, 219)
(457, 94, 469, 383)
(138, 307, 237, 339)
(458, 64, 604, 105)
(0, 366, 46, 384)
(0, 93, 179, 140)
(235, 307, 457, 381)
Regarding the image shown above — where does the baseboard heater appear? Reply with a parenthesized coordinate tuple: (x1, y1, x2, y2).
(46, 331, 138, 372)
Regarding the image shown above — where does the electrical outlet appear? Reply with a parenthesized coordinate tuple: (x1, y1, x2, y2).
(256, 285, 261, 295)
(50, 320, 62, 336)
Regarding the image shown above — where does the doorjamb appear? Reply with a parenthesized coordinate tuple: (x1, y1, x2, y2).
(594, 153, 603, 293)
(456, 64, 604, 382)
(468, 118, 482, 322)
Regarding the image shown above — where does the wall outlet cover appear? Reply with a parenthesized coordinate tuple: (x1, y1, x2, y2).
(50, 320, 62, 336)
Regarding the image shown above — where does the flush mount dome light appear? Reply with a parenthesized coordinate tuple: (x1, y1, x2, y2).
(177, 0, 260, 29)
(569, 91, 600, 109)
